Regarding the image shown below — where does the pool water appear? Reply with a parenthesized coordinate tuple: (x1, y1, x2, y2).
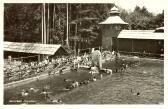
(4, 58, 163, 104)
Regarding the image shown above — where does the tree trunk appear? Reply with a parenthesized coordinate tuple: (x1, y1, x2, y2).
(52, 4, 55, 44)
(43, 3, 46, 44)
(47, 3, 50, 44)
(74, 23, 77, 55)
(42, 4, 44, 44)
(66, 3, 69, 48)
(53, 4, 55, 29)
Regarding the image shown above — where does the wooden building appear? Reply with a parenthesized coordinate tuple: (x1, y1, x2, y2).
(99, 6, 164, 57)
(116, 30, 164, 56)
(4, 41, 68, 61)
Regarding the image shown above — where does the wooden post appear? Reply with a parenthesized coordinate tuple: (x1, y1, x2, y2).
(131, 39, 133, 54)
(117, 38, 119, 52)
(111, 37, 112, 52)
(78, 49, 80, 56)
(38, 55, 41, 62)
(8, 55, 12, 64)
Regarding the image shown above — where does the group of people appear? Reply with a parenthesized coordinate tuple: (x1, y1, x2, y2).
(4, 58, 52, 83)
(101, 50, 120, 61)
(114, 57, 140, 75)
(63, 66, 113, 92)
(18, 85, 63, 104)
(63, 76, 98, 91)
(4, 53, 92, 83)
(4, 49, 124, 83)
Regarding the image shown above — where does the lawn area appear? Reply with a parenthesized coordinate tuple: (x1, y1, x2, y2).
(4, 57, 164, 104)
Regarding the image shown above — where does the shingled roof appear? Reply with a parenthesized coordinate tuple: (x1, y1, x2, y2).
(99, 16, 128, 25)
(118, 30, 164, 40)
(4, 41, 68, 55)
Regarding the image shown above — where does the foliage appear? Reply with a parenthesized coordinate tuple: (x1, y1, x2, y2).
(119, 6, 164, 30)
(4, 4, 42, 42)
(4, 4, 164, 45)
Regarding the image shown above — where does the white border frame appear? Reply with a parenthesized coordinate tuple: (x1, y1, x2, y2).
(0, 0, 167, 109)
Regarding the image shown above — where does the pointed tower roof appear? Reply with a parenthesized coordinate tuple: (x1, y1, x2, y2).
(109, 6, 120, 14)
(99, 5, 128, 25)
(99, 16, 128, 25)
(111, 6, 119, 11)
